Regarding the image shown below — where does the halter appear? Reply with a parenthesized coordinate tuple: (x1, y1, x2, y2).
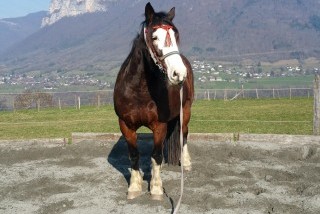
(154, 24, 173, 47)
(144, 24, 180, 73)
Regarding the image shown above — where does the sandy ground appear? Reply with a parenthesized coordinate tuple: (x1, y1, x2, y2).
(0, 134, 320, 214)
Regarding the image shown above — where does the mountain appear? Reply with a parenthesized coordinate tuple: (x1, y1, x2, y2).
(0, 11, 46, 54)
(41, 0, 114, 27)
(1, 0, 320, 74)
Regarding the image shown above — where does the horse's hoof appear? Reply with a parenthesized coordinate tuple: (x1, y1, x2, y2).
(151, 194, 163, 201)
(184, 165, 192, 171)
(127, 191, 142, 200)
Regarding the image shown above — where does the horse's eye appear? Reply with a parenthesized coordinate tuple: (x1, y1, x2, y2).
(152, 36, 158, 41)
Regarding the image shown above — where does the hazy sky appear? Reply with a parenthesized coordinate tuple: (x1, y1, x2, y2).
(0, 0, 51, 18)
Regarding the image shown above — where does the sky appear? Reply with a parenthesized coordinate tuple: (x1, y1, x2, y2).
(0, 0, 51, 18)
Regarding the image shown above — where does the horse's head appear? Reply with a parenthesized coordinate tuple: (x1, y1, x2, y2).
(143, 2, 187, 85)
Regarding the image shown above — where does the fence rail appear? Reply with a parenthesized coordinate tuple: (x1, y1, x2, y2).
(195, 88, 313, 100)
(0, 88, 314, 111)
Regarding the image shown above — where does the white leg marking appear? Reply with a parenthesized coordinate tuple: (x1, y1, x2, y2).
(127, 169, 142, 199)
(150, 158, 163, 200)
(182, 144, 192, 171)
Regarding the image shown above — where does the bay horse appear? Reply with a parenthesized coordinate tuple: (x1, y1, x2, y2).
(113, 2, 194, 200)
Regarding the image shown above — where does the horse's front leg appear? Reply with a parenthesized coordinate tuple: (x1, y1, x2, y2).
(182, 100, 192, 171)
(150, 122, 167, 200)
(119, 119, 142, 200)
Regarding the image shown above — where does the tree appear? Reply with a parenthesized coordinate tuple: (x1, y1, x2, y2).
(0, 98, 8, 111)
(270, 70, 275, 77)
(14, 90, 34, 109)
(33, 91, 54, 108)
(257, 62, 262, 73)
(14, 90, 54, 110)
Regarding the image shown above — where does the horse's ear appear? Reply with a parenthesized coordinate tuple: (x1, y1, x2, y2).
(145, 2, 155, 24)
(167, 7, 175, 21)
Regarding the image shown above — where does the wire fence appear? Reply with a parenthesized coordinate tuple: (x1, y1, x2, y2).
(0, 87, 314, 111)
(196, 88, 313, 100)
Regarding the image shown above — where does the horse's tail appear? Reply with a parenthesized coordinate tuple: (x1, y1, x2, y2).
(164, 117, 181, 165)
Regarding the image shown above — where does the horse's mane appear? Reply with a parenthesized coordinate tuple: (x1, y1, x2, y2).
(118, 32, 144, 74)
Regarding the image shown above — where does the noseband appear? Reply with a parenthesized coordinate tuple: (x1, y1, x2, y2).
(144, 24, 180, 73)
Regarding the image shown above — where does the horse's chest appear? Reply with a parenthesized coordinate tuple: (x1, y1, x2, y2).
(115, 81, 182, 125)
(121, 100, 158, 125)
(122, 97, 179, 125)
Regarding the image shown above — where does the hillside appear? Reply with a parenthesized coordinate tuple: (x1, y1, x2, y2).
(0, 0, 320, 74)
(0, 11, 46, 54)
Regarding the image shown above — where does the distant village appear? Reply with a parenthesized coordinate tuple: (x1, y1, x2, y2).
(0, 60, 318, 90)
(192, 60, 318, 84)
(0, 73, 111, 90)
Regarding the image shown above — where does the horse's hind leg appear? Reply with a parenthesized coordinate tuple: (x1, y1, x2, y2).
(150, 122, 167, 200)
(182, 136, 192, 171)
(119, 119, 142, 200)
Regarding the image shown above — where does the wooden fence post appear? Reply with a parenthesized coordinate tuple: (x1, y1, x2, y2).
(58, 98, 61, 110)
(12, 99, 15, 113)
(314, 75, 320, 135)
(97, 94, 101, 108)
(273, 88, 275, 99)
(289, 88, 292, 100)
(37, 99, 40, 112)
(242, 85, 245, 99)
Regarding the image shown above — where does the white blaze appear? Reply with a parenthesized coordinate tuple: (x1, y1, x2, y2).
(145, 27, 187, 85)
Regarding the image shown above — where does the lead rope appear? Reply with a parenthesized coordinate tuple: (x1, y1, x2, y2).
(173, 87, 184, 214)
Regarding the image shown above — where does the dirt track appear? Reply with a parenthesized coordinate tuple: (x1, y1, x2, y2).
(0, 134, 320, 214)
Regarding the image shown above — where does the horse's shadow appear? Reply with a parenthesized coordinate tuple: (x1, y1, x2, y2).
(107, 133, 175, 213)
(107, 134, 154, 186)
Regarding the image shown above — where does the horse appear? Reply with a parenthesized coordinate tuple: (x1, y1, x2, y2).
(113, 2, 194, 200)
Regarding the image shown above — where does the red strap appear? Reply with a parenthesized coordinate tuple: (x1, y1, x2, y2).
(152, 25, 173, 47)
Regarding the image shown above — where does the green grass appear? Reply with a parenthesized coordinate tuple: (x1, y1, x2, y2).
(0, 98, 314, 140)
(245, 76, 314, 89)
(189, 98, 313, 134)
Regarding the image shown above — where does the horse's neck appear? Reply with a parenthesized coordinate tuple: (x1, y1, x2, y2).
(124, 36, 167, 90)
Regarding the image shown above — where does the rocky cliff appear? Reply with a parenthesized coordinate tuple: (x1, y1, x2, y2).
(41, 0, 115, 27)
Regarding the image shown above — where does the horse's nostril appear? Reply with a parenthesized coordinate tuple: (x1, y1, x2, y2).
(173, 71, 178, 77)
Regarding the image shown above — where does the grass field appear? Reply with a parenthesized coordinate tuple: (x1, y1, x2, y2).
(0, 98, 314, 140)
